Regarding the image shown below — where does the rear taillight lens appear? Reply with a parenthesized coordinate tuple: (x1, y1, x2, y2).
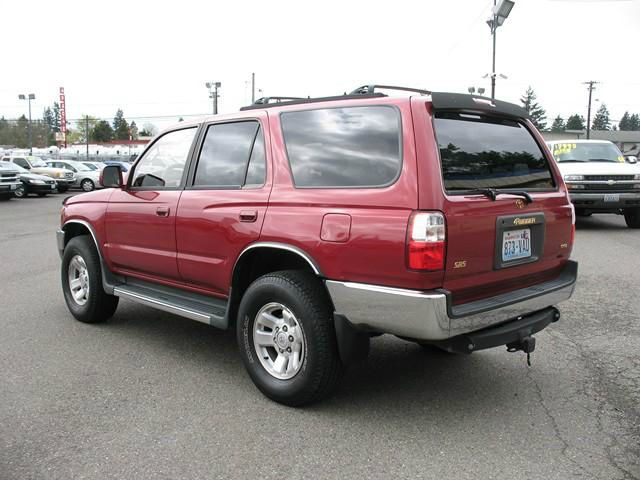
(407, 212, 446, 271)
(570, 204, 576, 249)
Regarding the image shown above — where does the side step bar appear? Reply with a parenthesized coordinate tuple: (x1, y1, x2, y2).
(112, 279, 228, 329)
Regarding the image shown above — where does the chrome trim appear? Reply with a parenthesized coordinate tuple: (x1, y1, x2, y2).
(325, 265, 577, 341)
(236, 241, 322, 275)
(61, 220, 104, 263)
(56, 229, 65, 258)
(113, 287, 211, 325)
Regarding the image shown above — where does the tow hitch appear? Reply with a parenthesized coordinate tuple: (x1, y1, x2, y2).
(507, 335, 536, 366)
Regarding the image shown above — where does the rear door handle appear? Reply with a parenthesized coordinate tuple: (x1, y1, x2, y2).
(239, 210, 258, 222)
(156, 206, 170, 217)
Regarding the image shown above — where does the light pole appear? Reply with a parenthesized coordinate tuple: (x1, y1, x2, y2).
(206, 81, 221, 114)
(18, 93, 36, 155)
(486, 0, 515, 99)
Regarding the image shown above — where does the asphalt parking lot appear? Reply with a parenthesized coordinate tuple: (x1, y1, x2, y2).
(0, 194, 638, 480)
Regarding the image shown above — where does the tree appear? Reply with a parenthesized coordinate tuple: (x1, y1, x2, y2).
(112, 109, 130, 140)
(550, 116, 565, 132)
(75, 116, 98, 143)
(92, 120, 114, 142)
(520, 87, 547, 130)
(591, 104, 611, 131)
(139, 122, 157, 137)
(566, 114, 585, 131)
(629, 114, 640, 131)
(51, 102, 61, 133)
(619, 112, 631, 131)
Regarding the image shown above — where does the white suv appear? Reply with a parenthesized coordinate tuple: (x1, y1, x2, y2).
(547, 140, 640, 228)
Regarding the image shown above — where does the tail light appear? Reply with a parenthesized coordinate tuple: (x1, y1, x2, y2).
(407, 211, 446, 271)
(569, 204, 576, 251)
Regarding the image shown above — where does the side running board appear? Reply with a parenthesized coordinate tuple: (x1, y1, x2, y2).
(112, 278, 228, 329)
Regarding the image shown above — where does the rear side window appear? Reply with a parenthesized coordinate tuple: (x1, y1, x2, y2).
(434, 113, 555, 191)
(281, 106, 401, 188)
(194, 121, 265, 188)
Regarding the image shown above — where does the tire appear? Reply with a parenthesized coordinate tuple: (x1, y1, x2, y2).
(624, 208, 640, 228)
(81, 179, 95, 192)
(237, 270, 343, 406)
(61, 236, 119, 323)
(575, 209, 591, 217)
(37, 192, 47, 197)
(57, 186, 69, 193)
(0, 194, 12, 201)
(14, 185, 26, 198)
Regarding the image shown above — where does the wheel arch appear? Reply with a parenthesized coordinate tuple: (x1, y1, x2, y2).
(226, 242, 327, 327)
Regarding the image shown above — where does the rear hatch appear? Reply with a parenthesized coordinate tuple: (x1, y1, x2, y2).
(428, 95, 573, 304)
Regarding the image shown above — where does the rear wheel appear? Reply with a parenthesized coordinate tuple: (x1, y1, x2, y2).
(624, 208, 640, 228)
(37, 192, 47, 197)
(61, 236, 119, 323)
(57, 185, 69, 193)
(237, 270, 343, 406)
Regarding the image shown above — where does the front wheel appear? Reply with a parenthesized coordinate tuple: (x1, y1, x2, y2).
(237, 270, 343, 406)
(57, 186, 69, 193)
(624, 208, 640, 228)
(81, 179, 95, 192)
(14, 185, 26, 198)
(61, 236, 119, 323)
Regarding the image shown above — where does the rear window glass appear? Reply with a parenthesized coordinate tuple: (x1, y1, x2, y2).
(281, 106, 401, 188)
(434, 113, 555, 191)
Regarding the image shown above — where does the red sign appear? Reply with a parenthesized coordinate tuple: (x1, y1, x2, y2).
(59, 87, 67, 147)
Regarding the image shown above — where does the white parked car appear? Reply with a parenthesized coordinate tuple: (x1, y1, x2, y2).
(547, 140, 640, 228)
(46, 160, 103, 192)
(81, 161, 107, 172)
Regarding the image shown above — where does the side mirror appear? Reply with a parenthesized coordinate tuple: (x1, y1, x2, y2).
(625, 155, 638, 164)
(100, 165, 124, 188)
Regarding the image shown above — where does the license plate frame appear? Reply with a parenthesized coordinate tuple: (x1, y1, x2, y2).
(604, 193, 619, 202)
(501, 228, 532, 262)
(494, 212, 545, 270)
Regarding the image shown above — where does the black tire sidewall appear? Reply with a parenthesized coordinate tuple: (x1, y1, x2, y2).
(14, 185, 26, 197)
(61, 236, 108, 322)
(625, 208, 640, 228)
(237, 276, 330, 403)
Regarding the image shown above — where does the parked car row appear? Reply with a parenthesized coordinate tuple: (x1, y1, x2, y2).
(0, 155, 127, 199)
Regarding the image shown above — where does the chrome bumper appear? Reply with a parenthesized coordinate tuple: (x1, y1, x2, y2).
(56, 229, 65, 258)
(325, 261, 578, 341)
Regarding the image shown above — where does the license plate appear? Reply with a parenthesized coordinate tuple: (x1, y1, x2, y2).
(604, 194, 619, 202)
(502, 228, 531, 262)
(51, 184, 56, 189)
(10, 184, 16, 190)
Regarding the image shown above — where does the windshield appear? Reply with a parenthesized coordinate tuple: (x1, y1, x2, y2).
(70, 163, 92, 171)
(83, 163, 99, 170)
(434, 113, 556, 191)
(28, 156, 47, 167)
(551, 142, 624, 163)
(0, 163, 23, 172)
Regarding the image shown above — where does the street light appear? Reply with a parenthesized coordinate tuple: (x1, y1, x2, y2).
(18, 93, 36, 155)
(486, 0, 515, 99)
(205, 81, 221, 114)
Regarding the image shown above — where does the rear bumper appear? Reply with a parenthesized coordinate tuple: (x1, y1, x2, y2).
(325, 260, 577, 341)
(570, 191, 640, 209)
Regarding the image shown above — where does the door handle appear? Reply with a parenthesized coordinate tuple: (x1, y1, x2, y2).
(239, 210, 258, 222)
(156, 206, 170, 217)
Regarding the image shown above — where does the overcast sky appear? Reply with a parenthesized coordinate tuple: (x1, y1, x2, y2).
(2, 0, 639, 130)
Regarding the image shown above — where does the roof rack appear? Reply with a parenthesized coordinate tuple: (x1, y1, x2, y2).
(239, 93, 386, 111)
(349, 84, 432, 96)
(253, 96, 306, 105)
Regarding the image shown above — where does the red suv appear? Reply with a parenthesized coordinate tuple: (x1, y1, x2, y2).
(56, 85, 577, 406)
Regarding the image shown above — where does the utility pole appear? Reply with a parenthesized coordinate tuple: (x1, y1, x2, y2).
(486, 0, 514, 100)
(85, 115, 89, 161)
(583, 80, 599, 140)
(491, 0, 497, 99)
(18, 93, 36, 155)
(251, 72, 255, 103)
(206, 82, 222, 114)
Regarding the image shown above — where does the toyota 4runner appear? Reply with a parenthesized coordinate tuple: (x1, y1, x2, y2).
(57, 85, 578, 406)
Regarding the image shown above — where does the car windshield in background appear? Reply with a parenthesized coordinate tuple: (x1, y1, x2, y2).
(550, 142, 624, 163)
(434, 113, 555, 191)
(72, 163, 92, 171)
(29, 157, 48, 167)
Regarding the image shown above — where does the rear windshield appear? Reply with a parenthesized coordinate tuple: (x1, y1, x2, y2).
(434, 113, 555, 191)
(550, 142, 624, 163)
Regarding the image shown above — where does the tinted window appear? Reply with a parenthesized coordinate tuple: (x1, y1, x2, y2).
(244, 127, 266, 187)
(132, 127, 196, 188)
(194, 121, 260, 187)
(434, 113, 555, 191)
(14, 158, 29, 169)
(281, 106, 401, 187)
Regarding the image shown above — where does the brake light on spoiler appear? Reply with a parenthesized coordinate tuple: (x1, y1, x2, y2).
(407, 212, 446, 271)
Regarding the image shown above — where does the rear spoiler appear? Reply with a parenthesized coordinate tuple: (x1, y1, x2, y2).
(431, 92, 529, 120)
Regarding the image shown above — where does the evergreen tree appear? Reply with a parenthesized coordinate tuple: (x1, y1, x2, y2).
(619, 112, 631, 131)
(591, 104, 611, 131)
(92, 120, 114, 142)
(76, 116, 98, 142)
(520, 87, 547, 130)
(566, 114, 585, 130)
(629, 114, 640, 131)
(52, 102, 61, 132)
(551, 116, 565, 132)
(112, 109, 130, 140)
